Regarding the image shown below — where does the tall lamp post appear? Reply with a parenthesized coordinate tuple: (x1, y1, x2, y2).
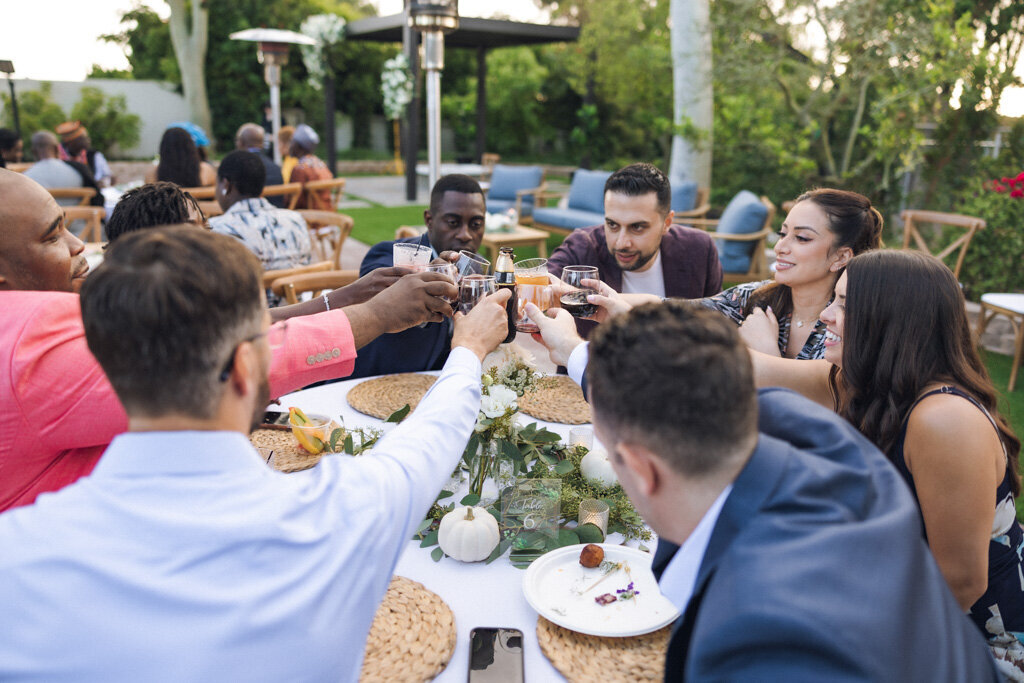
(409, 0, 458, 190)
(0, 60, 19, 138)
(229, 28, 317, 166)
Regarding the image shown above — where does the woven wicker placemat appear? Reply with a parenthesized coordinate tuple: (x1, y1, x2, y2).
(536, 617, 670, 682)
(519, 375, 592, 425)
(250, 428, 324, 473)
(360, 576, 456, 682)
(347, 374, 438, 420)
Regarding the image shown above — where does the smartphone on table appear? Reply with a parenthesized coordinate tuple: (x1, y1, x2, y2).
(467, 627, 524, 683)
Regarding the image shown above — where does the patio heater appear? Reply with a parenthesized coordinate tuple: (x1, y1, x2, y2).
(409, 0, 458, 190)
(0, 60, 19, 138)
(229, 28, 317, 166)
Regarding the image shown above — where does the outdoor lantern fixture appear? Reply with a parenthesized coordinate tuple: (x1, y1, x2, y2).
(229, 28, 317, 165)
(0, 60, 18, 139)
(409, 0, 459, 190)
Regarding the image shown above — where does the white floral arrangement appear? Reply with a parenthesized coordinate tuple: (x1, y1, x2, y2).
(382, 54, 414, 121)
(300, 13, 347, 89)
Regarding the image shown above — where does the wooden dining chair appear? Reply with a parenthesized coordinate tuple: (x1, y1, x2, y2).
(64, 206, 106, 243)
(262, 183, 303, 210)
(297, 210, 354, 269)
(5, 162, 32, 173)
(48, 187, 96, 207)
(270, 270, 361, 305)
(181, 186, 216, 200)
(900, 210, 985, 280)
(196, 200, 223, 218)
(302, 178, 347, 212)
(261, 260, 333, 291)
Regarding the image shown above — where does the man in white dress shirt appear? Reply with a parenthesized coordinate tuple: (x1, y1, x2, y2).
(0, 226, 510, 681)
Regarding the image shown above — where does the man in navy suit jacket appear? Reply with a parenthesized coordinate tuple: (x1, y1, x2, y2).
(351, 174, 486, 379)
(584, 302, 998, 681)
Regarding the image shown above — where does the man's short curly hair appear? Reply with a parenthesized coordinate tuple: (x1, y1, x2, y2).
(105, 182, 203, 243)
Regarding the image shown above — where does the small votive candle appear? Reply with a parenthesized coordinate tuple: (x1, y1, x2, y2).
(578, 498, 610, 535)
(569, 426, 593, 449)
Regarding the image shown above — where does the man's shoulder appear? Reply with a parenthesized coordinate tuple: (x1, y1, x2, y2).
(0, 290, 80, 317)
(552, 225, 605, 256)
(665, 224, 716, 249)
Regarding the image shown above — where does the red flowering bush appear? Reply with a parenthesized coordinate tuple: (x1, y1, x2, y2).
(958, 171, 1024, 300)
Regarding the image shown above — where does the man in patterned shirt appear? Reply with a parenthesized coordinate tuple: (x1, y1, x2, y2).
(211, 150, 312, 305)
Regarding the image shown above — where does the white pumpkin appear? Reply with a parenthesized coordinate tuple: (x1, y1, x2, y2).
(580, 446, 618, 487)
(438, 506, 500, 562)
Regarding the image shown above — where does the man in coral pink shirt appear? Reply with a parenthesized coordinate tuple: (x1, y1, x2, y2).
(0, 170, 458, 511)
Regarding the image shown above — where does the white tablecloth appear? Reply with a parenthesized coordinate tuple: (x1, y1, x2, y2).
(274, 371, 575, 681)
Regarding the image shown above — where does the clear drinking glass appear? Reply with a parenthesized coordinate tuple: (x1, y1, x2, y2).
(514, 258, 552, 333)
(393, 242, 432, 270)
(559, 266, 600, 319)
(459, 274, 496, 314)
(423, 262, 459, 303)
(456, 250, 491, 279)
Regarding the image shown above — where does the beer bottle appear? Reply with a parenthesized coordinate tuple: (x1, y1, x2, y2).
(494, 247, 518, 344)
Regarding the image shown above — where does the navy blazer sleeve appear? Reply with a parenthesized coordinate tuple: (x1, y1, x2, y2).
(360, 239, 399, 277)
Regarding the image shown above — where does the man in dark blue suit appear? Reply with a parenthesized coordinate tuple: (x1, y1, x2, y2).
(580, 302, 998, 681)
(351, 175, 486, 379)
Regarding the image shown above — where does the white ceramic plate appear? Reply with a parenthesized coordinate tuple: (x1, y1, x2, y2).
(522, 543, 680, 637)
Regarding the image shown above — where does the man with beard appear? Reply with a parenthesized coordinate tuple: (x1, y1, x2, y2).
(0, 226, 511, 680)
(547, 164, 721, 335)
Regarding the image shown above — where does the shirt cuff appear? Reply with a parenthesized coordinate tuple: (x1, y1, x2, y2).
(566, 342, 589, 387)
(444, 345, 483, 378)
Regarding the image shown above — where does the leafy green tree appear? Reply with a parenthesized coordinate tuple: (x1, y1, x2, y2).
(0, 83, 67, 154)
(70, 87, 142, 155)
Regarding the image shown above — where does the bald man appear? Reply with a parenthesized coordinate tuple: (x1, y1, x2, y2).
(23, 131, 89, 208)
(235, 122, 284, 207)
(0, 169, 459, 511)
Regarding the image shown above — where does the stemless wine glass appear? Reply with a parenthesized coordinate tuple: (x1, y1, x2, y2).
(459, 274, 496, 314)
(514, 258, 552, 333)
(559, 265, 600, 319)
(456, 250, 491, 279)
(423, 262, 459, 303)
(393, 242, 432, 270)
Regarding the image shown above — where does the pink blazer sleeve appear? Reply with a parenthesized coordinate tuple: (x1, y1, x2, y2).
(267, 309, 357, 397)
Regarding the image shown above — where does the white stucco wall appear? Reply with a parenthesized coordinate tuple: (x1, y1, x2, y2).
(1, 78, 189, 158)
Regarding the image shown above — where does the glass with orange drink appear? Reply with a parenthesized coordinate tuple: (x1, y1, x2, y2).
(514, 258, 554, 333)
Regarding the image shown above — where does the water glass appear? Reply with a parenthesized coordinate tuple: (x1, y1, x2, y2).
(514, 258, 552, 333)
(457, 250, 491, 278)
(559, 266, 600, 319)
(393, 242, 432, 270)
(459, 274, 496, 314)
(423, 262, 459, 303)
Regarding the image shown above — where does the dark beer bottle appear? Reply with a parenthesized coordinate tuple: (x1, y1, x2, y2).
(494, 247, 518, 344)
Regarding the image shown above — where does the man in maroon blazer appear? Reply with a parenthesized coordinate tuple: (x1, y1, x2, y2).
(547, 163, 722, 335)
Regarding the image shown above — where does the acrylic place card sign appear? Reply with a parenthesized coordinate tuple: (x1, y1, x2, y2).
(500, 478, 561, 568)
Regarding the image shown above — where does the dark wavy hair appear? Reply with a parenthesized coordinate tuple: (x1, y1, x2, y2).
(156, 127, 201, 188)
(744, 188, 884, 320)
(830, 250, 1020, 494)
(105, 182, 203, 243)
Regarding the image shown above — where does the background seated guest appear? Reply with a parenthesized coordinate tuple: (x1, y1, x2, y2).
(278, 125, 298, 182)
(23, 131, 101, 209)
(0, 226, 510, 680)
(0, 127, 23, 168)
(547, 163, 722, 299)
(351, 173, 486, 379)
(288, 123, 332, 208)
(0, 169, 457, 512)
(236, 122, 285, 207)
(145, 126, 217, 187)
(700, 188, 883, 359)
(750, 250, 1024, 676)
(211, 151, 313, 305)
(56, 120, 113, 187)
(585, 302, 998, 681)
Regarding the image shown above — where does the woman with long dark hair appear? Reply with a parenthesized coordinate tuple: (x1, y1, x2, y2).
(754, 250, 1024, 673)
(145, 127, 216, 187)
(701, 188, 883, 358)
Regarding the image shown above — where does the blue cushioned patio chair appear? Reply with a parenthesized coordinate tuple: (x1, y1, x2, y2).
(671, 180, 712, 219)
(532, 168, 614, 236)
(485, 164, 546, 224)
(685, 191, 776, 285)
